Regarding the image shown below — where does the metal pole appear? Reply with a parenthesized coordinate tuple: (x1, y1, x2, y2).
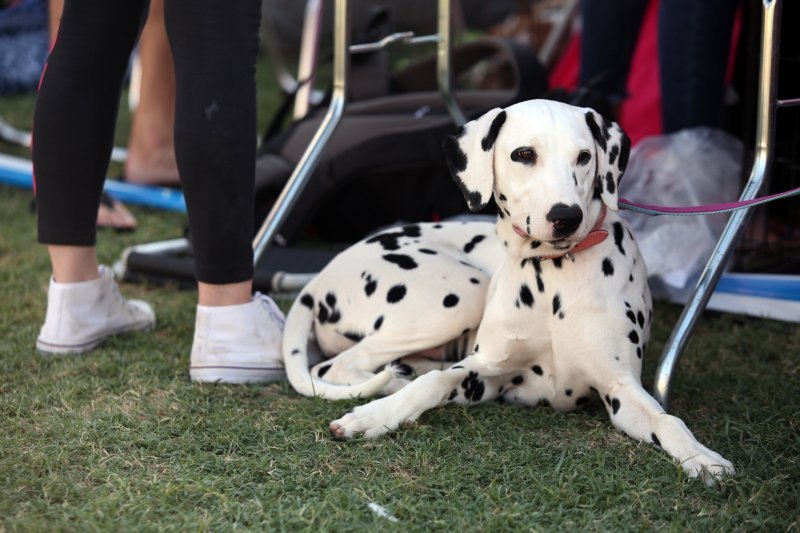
(252, 0, 350, 264)
(437, 0, 466, 126)
(653, 0, 782, 409)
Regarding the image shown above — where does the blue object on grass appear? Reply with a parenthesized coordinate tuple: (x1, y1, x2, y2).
(715, 273, 800, 302)
(0, 153, 186, 212)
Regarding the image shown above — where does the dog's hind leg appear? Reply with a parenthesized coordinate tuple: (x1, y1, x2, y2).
(312, 334, 458, 394)
(330, 354, 505, 438)
(600, 378, 735, 485)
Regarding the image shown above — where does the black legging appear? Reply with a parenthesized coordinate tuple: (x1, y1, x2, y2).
(33, 0, 260, 284)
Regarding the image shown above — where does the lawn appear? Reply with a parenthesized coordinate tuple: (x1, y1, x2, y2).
(1, 50, 799, 531)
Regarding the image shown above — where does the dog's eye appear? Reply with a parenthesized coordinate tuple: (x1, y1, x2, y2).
(511, 147, 538, 165)
(577, 150, 592, 166)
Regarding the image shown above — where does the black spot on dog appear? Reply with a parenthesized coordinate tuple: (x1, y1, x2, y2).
(374, 315, 384, 330)
(481, 110, 507, 151)
(565, 389, 573, 396)
(465, 191, 484, 212)
(530, 240, 542, 249)
(317, 304, 329, 324)
(464, 234, 486, 253)
(470, 278, 480, 284)
(572, 172, 578, 187)
(498, 193, 507, 202)
(452, 365, 464, 370)
(533, 260, 545, 293)
(532, 365, 544, 376)
(497, 209, 506, 219)
(602, 258, 614, 276)
(419, 248, 437, 255)
(608, 144, 619, 166)
(625, 301, 631, 308)
(366, 225, 422, 251)
(343, 331, 364, 343)
(605, 171, 616, 194)
(383, 254, 418, 270)
(518, 284, 534, 307)
(585, 112, 607, 152)
(443, 294, 460, 308)
(619, 132, 631, 173)
(552, 294, 562, 315)
(605, 394, 612, 406)
(317, 363, 332, 378)
(363, 274, 377, 296)
(291, 349, 301, 356)
(448, 389, 458, 401)
(611, 398, 621, 415)
(462, 371, 485, 402)
(300, 294, 314, 309)
(474, 344, 479, 353)
(387, 284, 407, 303)
(613, 222, 626, 255)
(391, 362, 414, 377)
(637, 311, 645, 328)
(593, 180, 603, 201)
(512, 375, 524, 385)
(651, 433, 661, 447)
(626, 310, 637, 324)
(319, 292, 341, 324)
(552, 257, 563, 269)
(636, 347, 642, 359)
(442, 133, 467, 173)
(628, 330, 640, 344)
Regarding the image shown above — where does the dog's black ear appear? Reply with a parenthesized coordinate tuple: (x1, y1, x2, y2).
(585, 110, 630, 211)
(442, 107, 505, 212)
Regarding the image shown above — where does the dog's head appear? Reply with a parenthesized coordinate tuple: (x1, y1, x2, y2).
(443, 99, 630, 258)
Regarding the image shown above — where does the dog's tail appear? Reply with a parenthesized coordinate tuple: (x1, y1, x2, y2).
(282, 285, 393, 399)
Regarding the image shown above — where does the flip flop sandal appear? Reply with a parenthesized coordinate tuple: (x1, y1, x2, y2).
(97, 191, 137, 232)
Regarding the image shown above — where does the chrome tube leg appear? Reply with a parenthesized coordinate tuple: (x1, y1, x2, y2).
(252, 0, 351, 265)
(653, 0, 782, 410)
(437, 0, 466, 126)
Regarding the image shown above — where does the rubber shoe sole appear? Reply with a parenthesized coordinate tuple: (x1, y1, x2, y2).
(36, 321, 155, 355)
(189, 365, 285, 384)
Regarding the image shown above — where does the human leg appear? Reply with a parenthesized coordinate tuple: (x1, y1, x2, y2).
(579, 0, 649, 110)
(34, 0, 155, 353)
(125, 0, 180, 186)
(164, 0, 284, 383)
(658, 0, 740, 133)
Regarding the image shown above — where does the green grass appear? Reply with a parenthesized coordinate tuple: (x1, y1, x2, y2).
(1, 53, 800, 531)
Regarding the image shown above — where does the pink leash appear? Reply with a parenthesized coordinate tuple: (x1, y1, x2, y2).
(618, 186, 800, 216)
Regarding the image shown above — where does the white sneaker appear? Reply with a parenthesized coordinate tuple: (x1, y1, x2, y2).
(189, 292, 286, 384)
(37, 265, 156, 355)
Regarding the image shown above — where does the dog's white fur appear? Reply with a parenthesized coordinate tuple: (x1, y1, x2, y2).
(322, 100, 734, 484)
(282, 220, 504, 399)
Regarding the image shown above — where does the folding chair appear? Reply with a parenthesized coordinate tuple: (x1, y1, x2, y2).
(251, 0, 466, 264)
(654, 0, 796, 409)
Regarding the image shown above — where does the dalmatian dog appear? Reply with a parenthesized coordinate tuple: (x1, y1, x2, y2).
(282, 220, 505, 399)
(329, 99, 735, 485)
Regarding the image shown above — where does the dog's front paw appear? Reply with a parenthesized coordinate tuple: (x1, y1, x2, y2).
(681, 450, 735, 486)
(330, 397, 403, 439)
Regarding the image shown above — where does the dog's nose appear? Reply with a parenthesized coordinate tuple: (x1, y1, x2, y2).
(546, 203, 583, 237)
